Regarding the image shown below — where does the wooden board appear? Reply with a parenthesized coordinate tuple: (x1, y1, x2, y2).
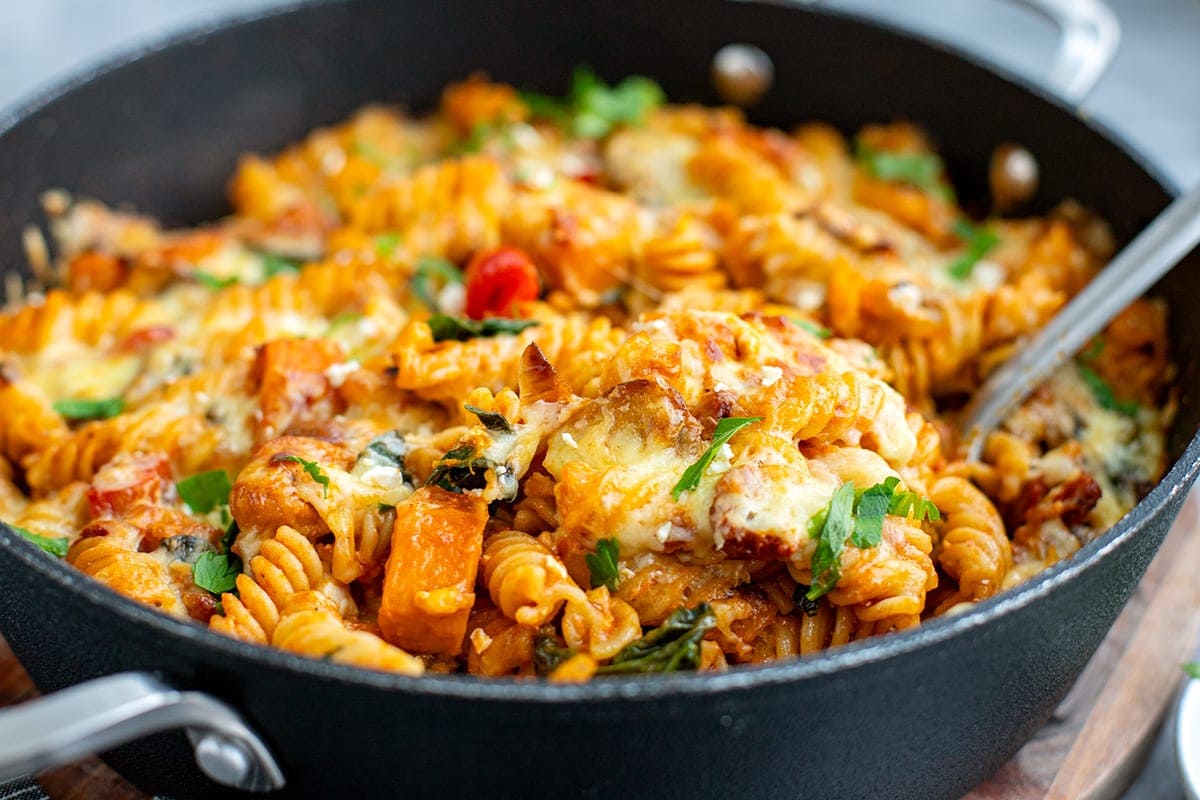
(2, 491, 1198, 800)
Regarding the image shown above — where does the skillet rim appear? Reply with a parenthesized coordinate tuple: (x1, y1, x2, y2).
(0, 0, 1196, 704)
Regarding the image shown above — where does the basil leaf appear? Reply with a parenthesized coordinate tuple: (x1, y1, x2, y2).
(947, 218, 1000, 281)
(192, 271, 239, 290)
(427, 314, 539, 342)
(411, 256, 463, 311)
(671, 417, 761, 501)
(806, 482, 857, 601)
(176, 470, 233, 514)
(586, 538, 620, 592)
(53, 397, 125, 420)
(192, 551, 242, 595)
(10, 525, 69, 558)
(597, 603, 716, 674)
(275, 455, 330, 498)
(465, 404, 513, 434)
(1078, 363, 1139, 417)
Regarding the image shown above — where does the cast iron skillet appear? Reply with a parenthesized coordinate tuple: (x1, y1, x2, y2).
(0, 1, 1197, 798)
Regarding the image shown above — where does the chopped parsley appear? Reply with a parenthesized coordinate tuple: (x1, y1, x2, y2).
(464, 404, 513, 434)
(10, 525, 69, 558)
(596, 603, 716, 674)
(53, 397, 125, 420)
(1184, 663, 1200, 679)
(426, 314, 538, 342)
(521, 66, 665, 139)
(192, 271, 239, 290)
(855, 141, 946, 194)
(586, 538, 620, 591)
(176, 470, 233, 514)
(375, 233, 402, 259)
(1078, 363, 1139, 417)
(192, 550, 241, 595)
(806, 477, 939, 600)
(261, 253, 302, 278)
(325, 311, 363, 335)
(947, 218, 1000, 281)
(791, 318, 832, 339)
(276, 455, 330, 498)
(671, 417, 761, 501)
(411, 256, 463, 311)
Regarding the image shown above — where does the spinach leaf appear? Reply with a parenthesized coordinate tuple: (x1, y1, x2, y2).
(427, 314, 538, 342)
(11, 525, 69, 558)
(597, 603, 716, 674)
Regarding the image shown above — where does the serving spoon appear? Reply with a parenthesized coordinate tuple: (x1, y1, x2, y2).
(961, 182, 1200, 461)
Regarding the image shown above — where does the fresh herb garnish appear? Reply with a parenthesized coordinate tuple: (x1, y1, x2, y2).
(261, 253, 302, 278)
(947, 218, 1000, 280)
(1078, 363, 1139, 417)
(325, 311, 363, 336)
(464, 404, 513, 434)
(791, 318, 832, 339)
(276, 455, 331, 498)
(671, 417, 761, 501)
(411, 256, 463, 311)
(361, 431, 409, 469)
(806, 477, 939, 600)
(856, 141, 946, 193)
(192, 271, 239, 290)
(351, 140, 393, 167)
(1079, 336, 1105, 363)
(596, 603, 716, 674)
(533, 627, 578, 676)
(522, 66, 665, 140)
(792, 584, 821, 617)
(10, 525, 69, 558)
(375, 233, 402, 259)
(53, 397, 125, 420)
(176, 470, 233, 514)
(192, 550, 242, 595)
(425, 446, 491, 494)
(586, 538, 620, 592)
(426, 314, 539, 342)
(1184, 662, 1200, 679)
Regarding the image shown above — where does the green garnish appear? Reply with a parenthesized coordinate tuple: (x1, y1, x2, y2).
(325, 311, 363, 335)
(1078, 363, 1139, 417)
(426, 446, 491, 494)
(522, 66, 665, 140)
(806, 477, 939, 600)
(533, 627, 578, 676)
(276, 455, 330, 497)
(221, 520, 239, 554)
(856, 141, 946, 193)
(53, 397, 125, 420)
(1079, 336, 1105, 362)
(596, 603, 716, 674)
(192, 551, 242, 595)
(464, 404, 513, 434)
(351, 140, 392, 167)
(261, 253, 302, 278)
(426, 314, 539, 342)
(411, 256, 463, 311)
(586, 538, 620, 592)
(375, 233, 402, 259)
(176, 470, 233, 514)
(10, 525, 69, 558)
(671, 417, 761, 501)
(192, 271, 239, 290)
(1184, 663, 1200, 679)
(947, 218, 1000, 280)
(791, 317, 832, 339)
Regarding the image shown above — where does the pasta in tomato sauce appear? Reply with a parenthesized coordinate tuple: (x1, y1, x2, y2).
(0, 71, 1172, 680)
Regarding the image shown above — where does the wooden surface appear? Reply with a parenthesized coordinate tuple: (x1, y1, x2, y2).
(1, 492, 1197, 800)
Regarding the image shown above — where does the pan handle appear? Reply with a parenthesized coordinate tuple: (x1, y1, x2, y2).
(0, 671, 285, 793)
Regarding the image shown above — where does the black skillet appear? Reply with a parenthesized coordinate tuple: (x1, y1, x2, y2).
(0, 1, 1197, 798)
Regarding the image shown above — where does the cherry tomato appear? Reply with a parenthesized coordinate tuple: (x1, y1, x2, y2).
(463, 246, 540, 320)
(86, 453, 172, 519)
(120, 325, 176, 352)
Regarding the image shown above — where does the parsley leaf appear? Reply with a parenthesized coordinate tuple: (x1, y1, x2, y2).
(176, 470, 233, 514)
(192, 271, 239, 290)
(1078, 363, 1139, 417)
(465, 404, 513, 434)
(1184, 662, 1200, 679)
(671, 417, 761, 501)
(53, 397, 125, 420)
(856, 141, 945, 192)
(426, 314, 539, 342)
(888, 487, 941, 522)
(586, 538, 620, 591)
(411, 256, 463, 310)
(523, 66, 665, 140)
(791, 317, 832, 339)
(261, 253, 302, 278)
(375, 233, 402, 259)
(806, 482, 857, 600)
(852, 478, 895, 548)
(947, 218, 1000, 281)
(276, 455, 330, 497)
(192, 550, 241, 595)
(10, 525, 69, 558)
(596, 603, 716, 674)
(325, 311, 363, 335)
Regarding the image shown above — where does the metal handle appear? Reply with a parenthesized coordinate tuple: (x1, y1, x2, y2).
(729, 0, 1120, 105)
(962, 182, 1200, 459)
(0, 671, 285, 793)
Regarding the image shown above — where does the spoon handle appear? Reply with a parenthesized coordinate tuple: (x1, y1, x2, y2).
(962, 182, 1200, 459)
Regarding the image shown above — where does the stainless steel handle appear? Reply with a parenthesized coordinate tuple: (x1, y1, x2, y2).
(0, 671, 285, 793)
(962, 181, 1200, 459)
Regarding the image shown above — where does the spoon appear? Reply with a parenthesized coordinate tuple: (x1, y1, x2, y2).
(961, 182, 1200, 461)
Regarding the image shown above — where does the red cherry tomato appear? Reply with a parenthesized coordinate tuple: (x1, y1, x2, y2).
(119, 325, 176, 352)
(463, 246, 540, 320)
(86, 453, 172, 519)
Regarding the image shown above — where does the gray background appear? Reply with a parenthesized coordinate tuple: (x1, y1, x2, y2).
(0, 1, 1195, 797)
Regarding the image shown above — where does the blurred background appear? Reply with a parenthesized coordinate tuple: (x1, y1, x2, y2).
(0, 1, 1195, 798)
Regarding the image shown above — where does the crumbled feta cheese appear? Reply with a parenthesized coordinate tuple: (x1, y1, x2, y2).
(706, 443, 734, 476)
(560, 432, 579, 449)
(655, 522, 672, 544)
(358, 464, 408, 490)
(888, 282, 923, 310)
(761, 366, 783, 387)
(324, 360, 360, 388)
(970, 259, 1005, 291)
(437, 282, 466, 315)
